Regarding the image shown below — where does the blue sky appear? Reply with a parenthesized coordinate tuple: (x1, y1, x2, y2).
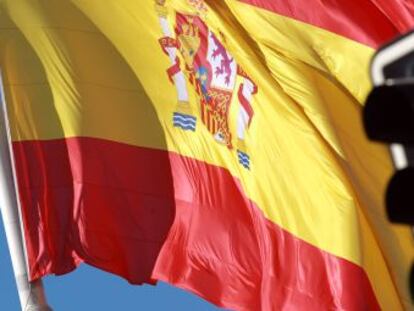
(0, 216, 225, 311)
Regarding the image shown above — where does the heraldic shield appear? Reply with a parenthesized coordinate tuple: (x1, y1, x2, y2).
(155, 0, 257, 169)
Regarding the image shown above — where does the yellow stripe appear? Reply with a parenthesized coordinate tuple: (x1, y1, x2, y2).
(1, 0, 412, 308)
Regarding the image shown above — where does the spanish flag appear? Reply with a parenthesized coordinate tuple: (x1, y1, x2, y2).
(1, 0, 413, 309)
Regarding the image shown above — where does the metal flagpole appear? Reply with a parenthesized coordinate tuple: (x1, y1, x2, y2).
(0, 71, 52, 311)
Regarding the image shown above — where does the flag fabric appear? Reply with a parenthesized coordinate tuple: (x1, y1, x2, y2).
(1, 0, 414, 309)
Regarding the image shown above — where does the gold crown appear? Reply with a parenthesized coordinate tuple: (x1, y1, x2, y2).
(181, 20, 199, 38)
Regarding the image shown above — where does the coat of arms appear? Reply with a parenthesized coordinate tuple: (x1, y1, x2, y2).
(155, 0, 257, 169)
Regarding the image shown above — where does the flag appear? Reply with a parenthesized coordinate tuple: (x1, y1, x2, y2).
(0, 0, 413, 309)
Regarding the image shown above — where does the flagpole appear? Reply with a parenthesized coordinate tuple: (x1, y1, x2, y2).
(0, 71, 52, 311)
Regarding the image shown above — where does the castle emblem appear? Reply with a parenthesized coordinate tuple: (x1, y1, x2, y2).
(155, 0, 257, 169)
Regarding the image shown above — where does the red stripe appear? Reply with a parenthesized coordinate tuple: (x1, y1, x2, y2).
(239, 0, 414, 47)
(211, 109, 216, 134)
(206, 108, 212, 132)
(201, 104, 206, 125)
(13, 137, 380, 310)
